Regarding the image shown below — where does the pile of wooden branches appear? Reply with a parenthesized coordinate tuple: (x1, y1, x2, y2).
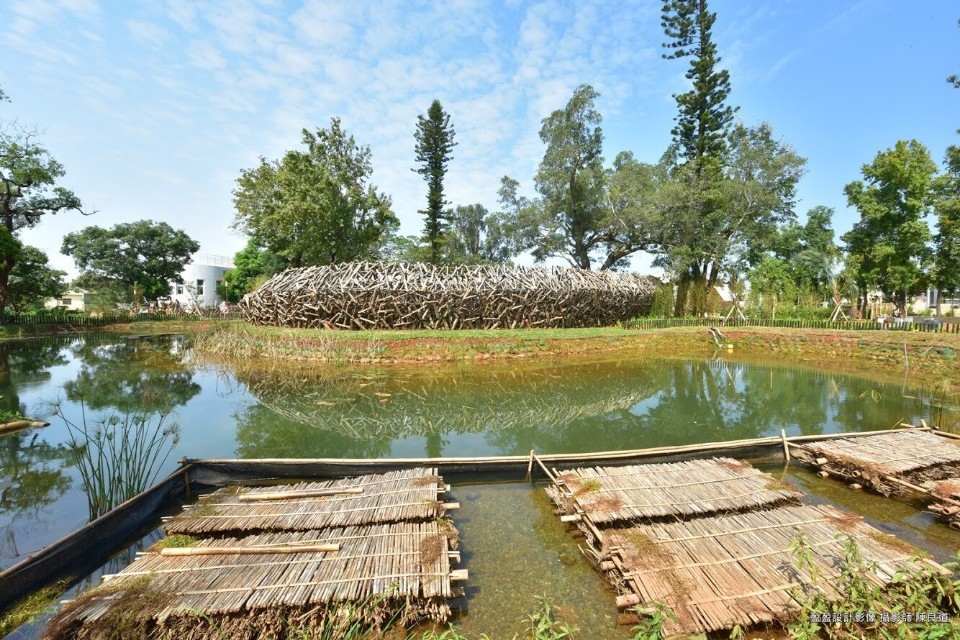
(239, 262, 657, 329)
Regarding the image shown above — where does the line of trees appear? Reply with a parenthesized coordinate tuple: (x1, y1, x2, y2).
(4, 3, 955, 320)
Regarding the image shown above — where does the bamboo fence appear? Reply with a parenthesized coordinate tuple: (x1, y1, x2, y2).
(600, 504, 943, 635)
(165, 469, 451, 536)
(790, 430, 960, 496)
(238, 262, 657, 329)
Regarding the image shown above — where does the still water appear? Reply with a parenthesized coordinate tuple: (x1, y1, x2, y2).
(0, 333, 933, 569)
(0, 333, 951, 637)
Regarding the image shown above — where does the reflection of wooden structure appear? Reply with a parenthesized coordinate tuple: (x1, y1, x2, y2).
(239, 261, 657, 330)
(45, 469, 464, 639)
(546, 456, 945, 636)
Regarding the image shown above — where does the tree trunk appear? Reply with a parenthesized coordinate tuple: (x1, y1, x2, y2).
(0, 263, 10, 323)
(674, 273, 690, 316)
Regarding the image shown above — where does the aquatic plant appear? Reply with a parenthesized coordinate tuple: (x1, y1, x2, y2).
(45, 398, 180, 520)
(787, 531, 960, 639)
(0, 579, 70, 637)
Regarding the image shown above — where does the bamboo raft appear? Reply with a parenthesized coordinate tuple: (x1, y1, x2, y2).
(549, 458, 802, 522)
(930, 479, 960, 529)
(42, 469, 465, 640)
(165, 468, 455, 536)
(789, 429, 960, 495)
(600, 505, 941, 635)
(545, 456, 946, 635)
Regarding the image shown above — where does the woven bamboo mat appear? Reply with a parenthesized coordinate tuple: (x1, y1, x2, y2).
(802, 430, 960, 477)
(548, 458, 802, 525)
(165, 468, 447, 535)
(603, 504, 941, 635)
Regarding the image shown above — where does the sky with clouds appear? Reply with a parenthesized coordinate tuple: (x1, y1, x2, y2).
(3, 0, 958, 277)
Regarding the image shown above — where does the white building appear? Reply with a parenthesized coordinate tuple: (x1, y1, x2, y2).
(44, 290, 92, 312)
(169, 254, 235, 310)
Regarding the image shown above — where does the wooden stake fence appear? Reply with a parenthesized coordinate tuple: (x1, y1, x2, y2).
(239, 262, 657, 329)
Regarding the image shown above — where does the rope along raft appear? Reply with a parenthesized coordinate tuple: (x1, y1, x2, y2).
(238, 261, 657, 329)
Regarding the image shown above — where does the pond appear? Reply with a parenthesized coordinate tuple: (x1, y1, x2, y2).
(1, 333, 956, 637)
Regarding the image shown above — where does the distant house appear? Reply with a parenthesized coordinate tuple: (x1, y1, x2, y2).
(169, 254, 235, 310)
(44, 290, 91, 312)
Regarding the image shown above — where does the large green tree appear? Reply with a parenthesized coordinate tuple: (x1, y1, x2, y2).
(842, 140, 937, 317)
(656, 122, 804, 313)
(501, 85, 660, 270)
(661, 0, 738, 313)
(222, 238, 288, 302)
(61, 220, 199, 311)
(445, 204, 515, 265)
(932, 145, 960, 313)
(933, 42, 960, 313)
(414, 100, 457, 265)
(6, 245, 66, 313)
(0, 88, 86, 318)
(234, 118, 397, 267)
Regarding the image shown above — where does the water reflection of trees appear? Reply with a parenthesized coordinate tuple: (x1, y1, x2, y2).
(0, 338, 76, 568)
(232, 358, 926, 458)
(65, 336, 201, 412)
(54, 336, 197, 520)
(231, 361, 664, 457)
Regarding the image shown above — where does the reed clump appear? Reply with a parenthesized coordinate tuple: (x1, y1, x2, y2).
(45, 398, 180, 520)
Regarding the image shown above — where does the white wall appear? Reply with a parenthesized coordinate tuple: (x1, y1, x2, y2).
(169, 255, 234, 309)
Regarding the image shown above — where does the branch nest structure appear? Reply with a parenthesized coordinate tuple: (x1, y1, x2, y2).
(239, 262, 657, 330)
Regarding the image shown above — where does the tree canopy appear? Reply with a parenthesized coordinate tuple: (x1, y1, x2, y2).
(842, 140, 937, 316)
(414, 100, 456, 265)
(6, 244, 66, 313)
(61, 220, 199, 309)
(500, 85, 661, 271)
(0, 87, 87, 317)
(445, 204, 514, 265)
(234, 118, 396, 268)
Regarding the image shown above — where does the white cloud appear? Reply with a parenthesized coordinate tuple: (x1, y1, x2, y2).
(127, 19, 169, 48)
(186, 40, 228, 70)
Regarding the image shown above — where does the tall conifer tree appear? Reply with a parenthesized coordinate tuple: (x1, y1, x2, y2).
(414, 100, 457, 264)
(661, 0, 738, 314)
(661, 0, 736, 171)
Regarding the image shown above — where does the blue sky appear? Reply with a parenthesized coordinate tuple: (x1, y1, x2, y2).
(3, 0, 958, 277)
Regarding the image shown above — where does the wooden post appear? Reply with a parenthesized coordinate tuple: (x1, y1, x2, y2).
(525, 449, 535, 482)
(780, 429, 790, 462)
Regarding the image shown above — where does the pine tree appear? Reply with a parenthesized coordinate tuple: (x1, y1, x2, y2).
(661, 0, 738, 314)
(661, 0, 737, 171)
(414, 100, 457, 264)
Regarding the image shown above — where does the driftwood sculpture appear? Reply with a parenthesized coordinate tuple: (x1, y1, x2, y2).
(239, 262, 657, 330)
